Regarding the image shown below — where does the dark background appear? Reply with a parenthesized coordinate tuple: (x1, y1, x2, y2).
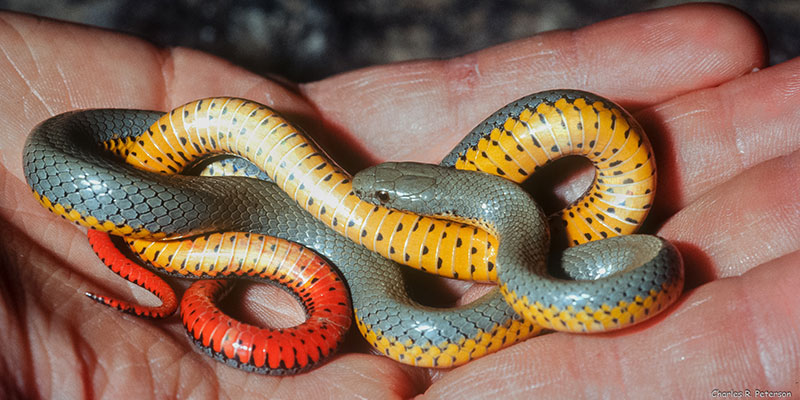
(1, 0, 797, 82)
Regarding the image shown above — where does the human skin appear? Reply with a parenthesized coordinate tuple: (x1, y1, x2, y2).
(1, 3, 798, 399)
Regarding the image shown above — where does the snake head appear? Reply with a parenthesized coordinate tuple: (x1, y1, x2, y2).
(352, 162, 443, 208)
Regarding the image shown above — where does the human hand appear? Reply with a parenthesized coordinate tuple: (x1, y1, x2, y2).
(1, 4, 797, 398)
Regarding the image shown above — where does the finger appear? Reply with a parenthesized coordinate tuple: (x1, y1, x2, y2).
(303, 4, 765, 165)
(0, 12, 314, 181)
(638, 57, 800, 213)
(424, 250, 800, 398)
(659, 148, 800, 284)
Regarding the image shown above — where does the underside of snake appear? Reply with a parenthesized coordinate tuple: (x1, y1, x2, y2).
(22, 90, 684, 373)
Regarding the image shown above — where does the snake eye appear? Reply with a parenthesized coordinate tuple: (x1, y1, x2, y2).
(376, 190, 390, 204)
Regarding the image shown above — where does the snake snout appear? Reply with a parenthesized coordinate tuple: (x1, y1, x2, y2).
(351, 167, 386, 204)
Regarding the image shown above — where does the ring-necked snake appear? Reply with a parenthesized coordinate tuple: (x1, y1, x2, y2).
(22, 89, 684, 373)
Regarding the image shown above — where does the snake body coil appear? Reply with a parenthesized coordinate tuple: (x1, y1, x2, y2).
(22, 90, 684, 373)
(353, 162, 683, 332)
(22, 107, 535, 370)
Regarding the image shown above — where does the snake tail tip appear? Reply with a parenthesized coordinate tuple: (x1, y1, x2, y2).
(84, 291, 175, 319)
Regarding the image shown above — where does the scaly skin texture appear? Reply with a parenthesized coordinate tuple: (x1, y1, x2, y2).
(85, 229, 178, 318)
(89, 227, 352, 374)
(175, 233, 353, 375)
(22, 90, 682, 369)
(95, 92, 656, 283)
(22, 107, 537, 369)
(442, 90, 655, 247)
(354, 162, 683, 332)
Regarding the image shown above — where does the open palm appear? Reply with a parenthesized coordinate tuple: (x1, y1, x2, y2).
(1, 4, 797, 398)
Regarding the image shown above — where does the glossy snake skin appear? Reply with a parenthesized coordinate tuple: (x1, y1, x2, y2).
(22, 90, 683, 372)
